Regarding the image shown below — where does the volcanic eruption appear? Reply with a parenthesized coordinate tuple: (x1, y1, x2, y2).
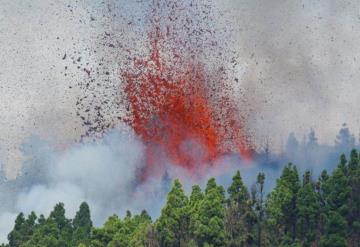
(120, 0, 253, 180)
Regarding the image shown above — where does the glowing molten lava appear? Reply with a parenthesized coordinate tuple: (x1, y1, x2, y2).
(122, 1, 252, 179)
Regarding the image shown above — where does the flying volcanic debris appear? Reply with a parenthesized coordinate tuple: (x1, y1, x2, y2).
(77, 0, 254, 181)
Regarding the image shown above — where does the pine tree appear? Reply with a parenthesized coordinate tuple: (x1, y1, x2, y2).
(189, 185, 204, 208)
(7, 212, 38, 247)
(156, 179, 188, 247)
(227, 171, 250, 205)
(8, 213, 26, 247)
(188, 185, 204, 244)
(128, 210, 152, 247)
(49, 203, 73, 246)
(320, 212, 347, 247)
(316, 170, 329, 237)
(22, 208, 65, 247)
(73, 202, 93, 246)
(3, 152, 360, 247)
(194, 178, 225, 247)
(266, 163, 300, 245)
(251, 172, 266, 247)
(323, 157, 350, 215)
(225, 171, 255, 246)
(296, 171, 320, 246)
(91, 214, 122, 246)
(144, 224, 160, 247)
(346, 149, 360, 245)
(49, 203, 71, 232)
(320, 154, 352, 247)
(335, 124, 356, 152)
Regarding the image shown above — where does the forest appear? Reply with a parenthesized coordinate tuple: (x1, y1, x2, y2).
(2, 150, 359, 247)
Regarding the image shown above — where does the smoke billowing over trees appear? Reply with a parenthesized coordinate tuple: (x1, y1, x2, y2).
(2, 150, 360, 247)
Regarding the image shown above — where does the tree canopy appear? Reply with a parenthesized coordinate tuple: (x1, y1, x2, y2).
(2, 150, 360, 247)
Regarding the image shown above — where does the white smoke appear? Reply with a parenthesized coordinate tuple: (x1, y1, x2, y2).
(1, 123, 359, 243)
(0, 213, 17, 243)
(216, 0, 360, 147)
(0, 127, 154, 243)
(2, 0, 360, 243)
(0, 125, 267, 243)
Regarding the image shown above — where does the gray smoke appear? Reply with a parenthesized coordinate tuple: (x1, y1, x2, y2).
(2, 0, 360, 176)
(2, 0, 360, 243)
(1, 124, 358, 243)
(0, 127, 161, 243)
(0, 126, 254, 243)
(215, 0, 360, 147)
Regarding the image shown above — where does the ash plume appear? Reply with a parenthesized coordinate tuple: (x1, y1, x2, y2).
(1, 0, 360, 244)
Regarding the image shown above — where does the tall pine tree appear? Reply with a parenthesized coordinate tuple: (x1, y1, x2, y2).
(225, 170, 255, 246)
(296, 171, 320, 246)
(156, 179, 188, 247)
(194, 178, 225, 247)
(267, 163, 300, 245)
(72, 202, 93, 246)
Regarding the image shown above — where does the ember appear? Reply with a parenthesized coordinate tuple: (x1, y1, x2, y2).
(122, 0, 253, 180)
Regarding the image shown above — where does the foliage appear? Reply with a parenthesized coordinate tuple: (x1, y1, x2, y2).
(3, 151, 360, 247)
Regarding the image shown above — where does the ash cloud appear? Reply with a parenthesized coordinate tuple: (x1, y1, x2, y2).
(1, 0, 360, 243)
(216, 0, 360, 147)
(2, 0, 360, 175)
(0, 126, 249, 243)
(0, 127, 161, 243)
(1, 124, 359, 243)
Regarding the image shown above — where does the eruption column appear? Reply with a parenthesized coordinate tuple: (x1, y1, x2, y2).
(122, 0, 253, 180)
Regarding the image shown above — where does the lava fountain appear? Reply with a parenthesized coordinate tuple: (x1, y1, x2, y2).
(121, 0, 253, 180)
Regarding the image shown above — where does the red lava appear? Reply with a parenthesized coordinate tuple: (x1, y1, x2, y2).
(122, 0, 253, 180)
